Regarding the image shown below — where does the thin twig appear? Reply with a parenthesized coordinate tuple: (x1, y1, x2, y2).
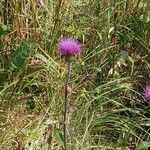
(63, 60, 71, 150)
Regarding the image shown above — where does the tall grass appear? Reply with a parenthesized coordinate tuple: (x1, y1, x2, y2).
(0, 0, 150, 149)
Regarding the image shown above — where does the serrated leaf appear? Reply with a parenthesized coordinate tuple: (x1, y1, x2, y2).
(10, 40, 34, 72)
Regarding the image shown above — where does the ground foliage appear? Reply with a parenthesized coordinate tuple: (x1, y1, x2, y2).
(0, 0, 150, 149)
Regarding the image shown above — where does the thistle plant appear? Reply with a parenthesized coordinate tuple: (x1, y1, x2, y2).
(143, 85, 150, 103)
(58, 38, 81, 150)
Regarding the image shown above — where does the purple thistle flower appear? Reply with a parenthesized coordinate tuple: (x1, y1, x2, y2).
(58, 38, 81, 56)
(144, 85, 150, 102)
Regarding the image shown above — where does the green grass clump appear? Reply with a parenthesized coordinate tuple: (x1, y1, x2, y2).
(0, 0, 150, 149)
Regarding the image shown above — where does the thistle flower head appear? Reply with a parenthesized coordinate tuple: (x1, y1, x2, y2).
(58, 38, 81, 56)
(144, 85, 150, 102)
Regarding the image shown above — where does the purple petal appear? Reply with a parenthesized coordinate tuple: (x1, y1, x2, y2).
(58, 38, 81, 56)
(143, 85, 150, 102)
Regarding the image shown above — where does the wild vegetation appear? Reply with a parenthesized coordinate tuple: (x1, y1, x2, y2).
(0, 0, 150, 149)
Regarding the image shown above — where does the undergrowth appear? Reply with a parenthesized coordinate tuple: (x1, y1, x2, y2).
(0, 0, 150, 149)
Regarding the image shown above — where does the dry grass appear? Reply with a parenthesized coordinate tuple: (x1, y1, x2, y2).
(0, 0, 150, 149)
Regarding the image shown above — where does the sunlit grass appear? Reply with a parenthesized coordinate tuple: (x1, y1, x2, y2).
(0, 0, 150, 149)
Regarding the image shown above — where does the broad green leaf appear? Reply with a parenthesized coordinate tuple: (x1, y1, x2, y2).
(10, 40, 34, 72)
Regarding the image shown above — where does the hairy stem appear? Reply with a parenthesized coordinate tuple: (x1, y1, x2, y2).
(64, 60, 71, 150)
